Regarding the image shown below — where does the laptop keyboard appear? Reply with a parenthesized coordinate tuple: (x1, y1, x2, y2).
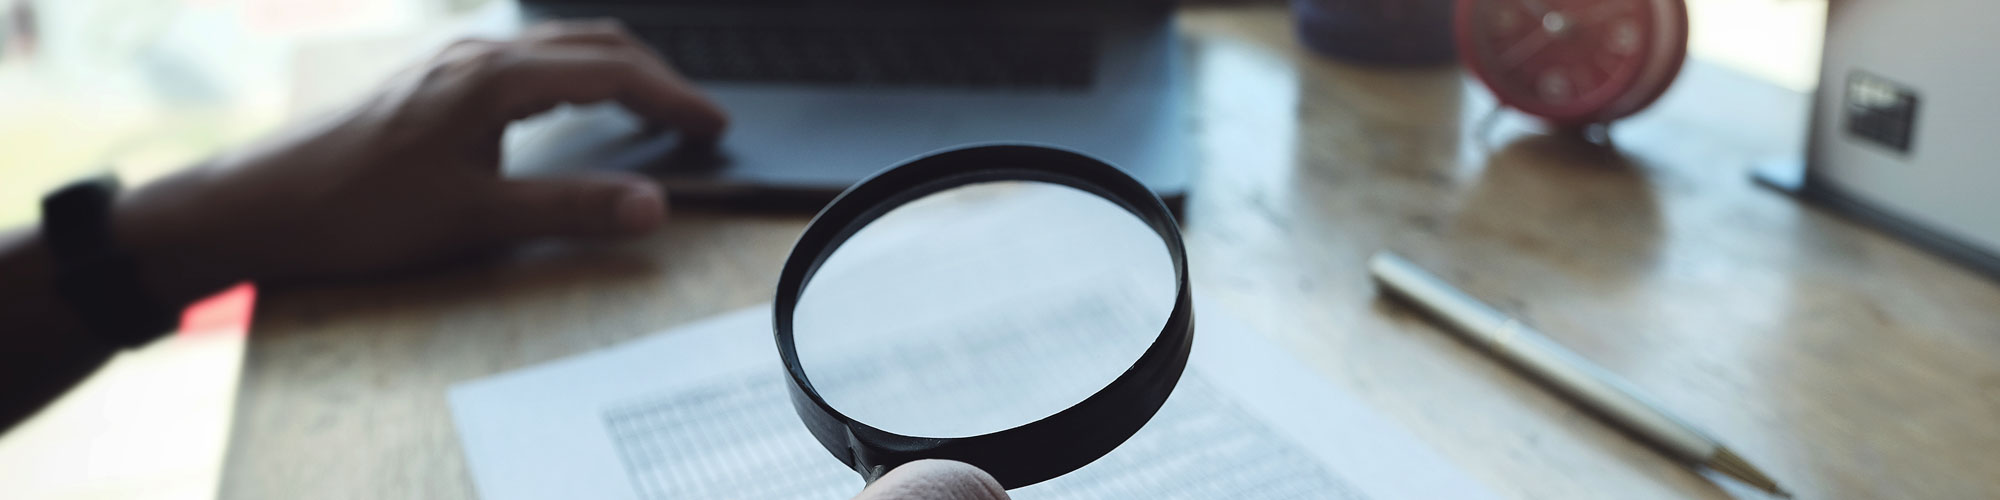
(633, 25, 1097, 89)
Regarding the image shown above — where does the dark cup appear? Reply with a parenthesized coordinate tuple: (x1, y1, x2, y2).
(1292, 0, 1457, 65)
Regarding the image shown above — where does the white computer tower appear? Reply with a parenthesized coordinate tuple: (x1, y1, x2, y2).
(1772, 0, 2000, 277)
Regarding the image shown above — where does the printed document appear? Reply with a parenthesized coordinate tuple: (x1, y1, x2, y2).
(449, 302, 1497, 500)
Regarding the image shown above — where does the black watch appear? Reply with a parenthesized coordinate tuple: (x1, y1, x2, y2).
(41, 175, 178, 348)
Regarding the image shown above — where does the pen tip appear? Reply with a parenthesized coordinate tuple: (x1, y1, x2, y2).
(1711, 448, 1787, 497)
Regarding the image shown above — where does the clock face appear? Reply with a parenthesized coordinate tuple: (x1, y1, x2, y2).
(1456, 0, 1688, 125)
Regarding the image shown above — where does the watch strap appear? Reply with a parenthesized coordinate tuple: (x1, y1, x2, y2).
(41, 175, 178, 348)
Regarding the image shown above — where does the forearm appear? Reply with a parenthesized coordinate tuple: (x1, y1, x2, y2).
(0, 168, 243, 432)
(0, 228, 115, 432)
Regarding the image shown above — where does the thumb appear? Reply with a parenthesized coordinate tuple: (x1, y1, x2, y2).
(479, 174, 666, 241)
(850, 460, 1009, 500)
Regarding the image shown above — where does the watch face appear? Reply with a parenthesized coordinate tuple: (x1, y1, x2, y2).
(1456, 0, 1689, 125)
(42, 175, 123, 254)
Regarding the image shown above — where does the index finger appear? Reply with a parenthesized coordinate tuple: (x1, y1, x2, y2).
(473, 44, 729, 140)
(850, 460, 1009, 500)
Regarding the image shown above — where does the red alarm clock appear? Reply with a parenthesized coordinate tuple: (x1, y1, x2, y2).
(1454, 0, 1689, 127)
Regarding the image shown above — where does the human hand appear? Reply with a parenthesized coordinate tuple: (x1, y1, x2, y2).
(850, 460, 1010, 500)
(110, 20, 726, 302)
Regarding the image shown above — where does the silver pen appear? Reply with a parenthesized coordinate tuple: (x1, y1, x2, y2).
(1368, 251, 1788, 497)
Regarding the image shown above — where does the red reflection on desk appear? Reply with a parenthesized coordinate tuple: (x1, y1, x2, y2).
(178, 282, 255, 338)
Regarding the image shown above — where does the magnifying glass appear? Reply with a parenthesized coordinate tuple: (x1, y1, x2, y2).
(774, 144, 1194, 489)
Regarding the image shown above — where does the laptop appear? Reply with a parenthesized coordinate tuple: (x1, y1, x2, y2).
(505, 0, 1190, 211)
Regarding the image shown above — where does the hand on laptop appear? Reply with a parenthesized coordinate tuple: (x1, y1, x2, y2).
(852, 460, 1010, 500)
(112, 20, 728, 302)
(2, 19, 737, 436)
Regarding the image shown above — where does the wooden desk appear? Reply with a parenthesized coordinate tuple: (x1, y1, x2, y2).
(222, 6, 2000, 499)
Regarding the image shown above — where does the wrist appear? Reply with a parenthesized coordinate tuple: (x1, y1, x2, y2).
(110, 167, 252, 307)
(0, 230, 93, 337)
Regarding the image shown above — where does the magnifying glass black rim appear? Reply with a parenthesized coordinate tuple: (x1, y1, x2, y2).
(773, 143, 1194, 489)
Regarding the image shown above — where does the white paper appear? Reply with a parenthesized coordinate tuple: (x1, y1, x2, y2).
(449, 302, 1498, 500)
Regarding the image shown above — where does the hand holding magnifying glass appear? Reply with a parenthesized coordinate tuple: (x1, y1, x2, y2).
(851, 460, 1010, 500)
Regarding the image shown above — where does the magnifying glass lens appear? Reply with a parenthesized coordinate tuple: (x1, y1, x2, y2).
(793, 180, 1177, 439)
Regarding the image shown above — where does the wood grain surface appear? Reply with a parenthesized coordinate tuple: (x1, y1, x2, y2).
(222, 6, 2000, 499)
